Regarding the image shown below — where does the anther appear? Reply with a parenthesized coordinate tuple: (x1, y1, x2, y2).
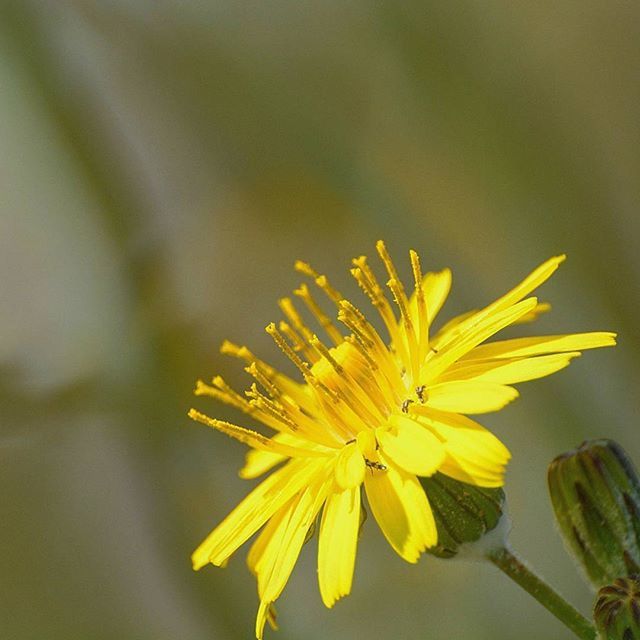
(401, 399, 414, 413)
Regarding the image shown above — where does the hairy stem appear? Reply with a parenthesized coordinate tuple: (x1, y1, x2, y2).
(488, 546, 596, 640)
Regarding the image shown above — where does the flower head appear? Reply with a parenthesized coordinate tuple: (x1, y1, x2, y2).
(548, 439, 640, 588)
(189, 241, 615, 638)
(594, 576, 640, 640)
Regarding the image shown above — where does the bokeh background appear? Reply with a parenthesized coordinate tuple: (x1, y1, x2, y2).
(1, 2, 638, 639)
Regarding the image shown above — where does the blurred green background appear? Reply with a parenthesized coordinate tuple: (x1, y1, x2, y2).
(1, 2, 637, 639)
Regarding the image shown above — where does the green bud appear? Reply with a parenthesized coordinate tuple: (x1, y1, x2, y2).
(547, 440, 640, 588)
(420, 472, 506, 558)
(594, 576, 640, 640)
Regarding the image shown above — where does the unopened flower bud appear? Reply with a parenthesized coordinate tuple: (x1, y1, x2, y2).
(594, 576, 640, 640)
(421, 473, 507, 558)
(548, 440, 640, 588)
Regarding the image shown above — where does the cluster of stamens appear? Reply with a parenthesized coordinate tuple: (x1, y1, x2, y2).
(191, 241, 438, 473)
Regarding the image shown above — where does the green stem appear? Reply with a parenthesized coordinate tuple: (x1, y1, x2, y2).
(488, 546, 596, 640)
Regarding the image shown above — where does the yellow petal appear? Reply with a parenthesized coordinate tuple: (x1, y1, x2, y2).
(376, 415, 445, 476)
(254, 476, 330, 638)
(364, 463, 437, 562)
(432, 257, 563, 352)
(425, 380, 519, 414)
(318, 486, 361, 608)
(256, 601, 270, 640)
(486, 256, 565, 314)
(422, 268, 452, 324)
(255, 600, 280, 639)
(356, 429, 377, 458)
(442, 352, 581, 384)
(240, 448, 287, 480)
(424, 297, 538, 382)
(192, 458, 326, 570)
(240, 431, 318, 479)
(513, 301, 551, 324)
(246, 502, 290, 577)
(259, 478, 329, 602)
(335, 443, 366, 489)
(461, 332, 617, 361)
(415, 409, 510, 487)
(431, 309, 476, 348)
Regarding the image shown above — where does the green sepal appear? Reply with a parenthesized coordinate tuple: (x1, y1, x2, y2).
(420, 472, 505, 558)
(548, 439, 640, 589)
(594, 576, 640, 640)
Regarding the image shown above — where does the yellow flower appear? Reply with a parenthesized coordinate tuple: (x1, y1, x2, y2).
(189, 241, 615, 638)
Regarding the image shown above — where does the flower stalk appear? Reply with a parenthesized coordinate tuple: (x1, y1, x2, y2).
(487, 546, 596, 640)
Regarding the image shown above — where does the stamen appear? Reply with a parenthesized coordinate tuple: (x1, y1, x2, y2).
(195, 378, 253, 413)
(278, 298, 317, 361)
(220, 341, 282, 380)
(220, 340, 254, 363)
(310, 335, 384, 426)
(220, 339, 317, 416)
(294, 283, 343, 345)
(342, 336, 398, 413)
(266, 323, 310, 377)
(294, 260, 318, 278)
(278, 321, 307, 354)
(188, 409, 325, 458)
(376, 240, 400, 282)
(201, 377, 290, 432)
(344, 334, 376, 370)
(294, 260, 343, 305)
(337, 301, 404, 402)
(388, 278, 419, 378)
(351, 257, 400, 338)
(410, 249, 429, 362)
(245, 362, 280, 398)
(377, 242, 415, 371)
(337, 301, 397, 368)
(267, 324, 348, 421)
(309, 335, 343, 373)
(315, 275, 342, 305)
(246, 384, 298, 432)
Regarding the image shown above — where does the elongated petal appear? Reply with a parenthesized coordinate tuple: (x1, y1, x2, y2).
(426, 380, 519, 414)
(255, 477, 329, 639)
(422, 268, 452, 324)
(432, 309, 476, 346)
(488, 256, 565, 313)
(247, 500, 292, 577)
(513, 301, 551, 324)
(376, 415, 445, 476)
(192, 459, 326, 569)
(257, 482, 328, 601)
(433, 301, 550, 351)
(424, 297, 538, 382)
(433, 257, 563, 353)
(240, 449, 287, 480)
(442, 352, 581, 384)
(335, 442, 366, 489)
(364, 463, 437, 562)
(240, 431, 323, 479)
(318, 486, 361, 607)
(415, 409, 510, 487)
(463, 332, 617, 361)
